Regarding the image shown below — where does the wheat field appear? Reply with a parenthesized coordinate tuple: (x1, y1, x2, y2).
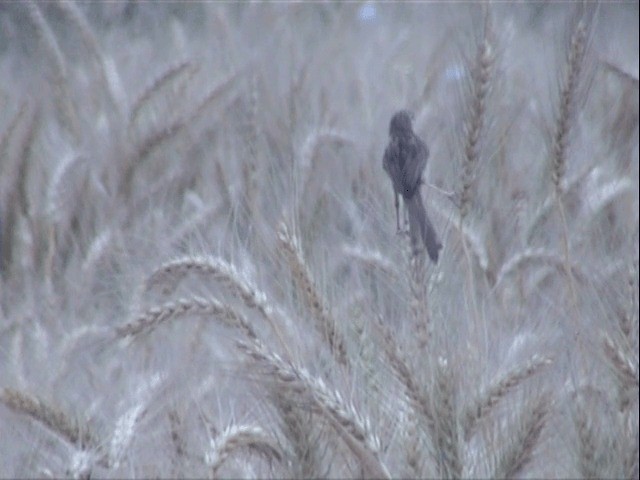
(0, 2, 638, 479)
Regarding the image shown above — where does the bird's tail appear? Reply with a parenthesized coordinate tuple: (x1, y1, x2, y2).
(406, 192, 442, 262)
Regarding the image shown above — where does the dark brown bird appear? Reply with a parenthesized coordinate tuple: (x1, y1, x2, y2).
(383, 110, 442, 262)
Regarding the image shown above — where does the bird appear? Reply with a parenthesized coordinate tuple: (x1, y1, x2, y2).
(383, 110, 442, 262)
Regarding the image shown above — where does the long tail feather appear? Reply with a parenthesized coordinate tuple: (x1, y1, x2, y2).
(406, 192, 442, 262)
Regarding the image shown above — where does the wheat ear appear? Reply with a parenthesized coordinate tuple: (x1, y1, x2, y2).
(492, 394, 550, 478)
(1, 388, 95, 448)
(463, 354, 552, 440)
(129, 59, 195, 125)
(115, 296, 257, 341)
(145, 255, 291, 354)
(206, 424, 282, 477)
(432, 358, 463, 479)
(602, 334, 639, 389)
(277, 222, 349, 368)
(237, 339, 389, 479)
(26, 2, 80, 143)
(459, 12, 495, 220)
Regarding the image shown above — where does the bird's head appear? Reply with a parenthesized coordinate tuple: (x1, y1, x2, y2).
(389, 110, 414, 139)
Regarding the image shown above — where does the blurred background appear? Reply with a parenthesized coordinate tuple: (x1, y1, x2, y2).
(0, 2, 638, 478)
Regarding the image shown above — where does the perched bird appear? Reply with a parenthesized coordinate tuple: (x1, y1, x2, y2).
(383, 110, 442, 262)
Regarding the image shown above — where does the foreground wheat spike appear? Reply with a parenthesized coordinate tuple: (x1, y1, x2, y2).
(552, 17, 588, 192)
(573, 399, 601, 479)
(129, 59, 195, 125)
(116, 296, 257, 341)
(206, 424, 282, 476)
(272, 393, 325, 478)
(493, 393, 550, 478)
(236, 339, 389, 479)
(146, 255, 292, 353)
(432, 358, 463, 479)
(146, 255, 270, 319)
(374, 316, 435, 430)
(602, 334, 639, 389)
(459, 13, 495, 219)
(277, 222, 349, 367)
(1, 388, 95, 449)
(463, 354, 552, 440)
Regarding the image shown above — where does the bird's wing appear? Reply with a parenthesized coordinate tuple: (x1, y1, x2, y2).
(402, 137, 429, 196)
(383, 142, 403, 194)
